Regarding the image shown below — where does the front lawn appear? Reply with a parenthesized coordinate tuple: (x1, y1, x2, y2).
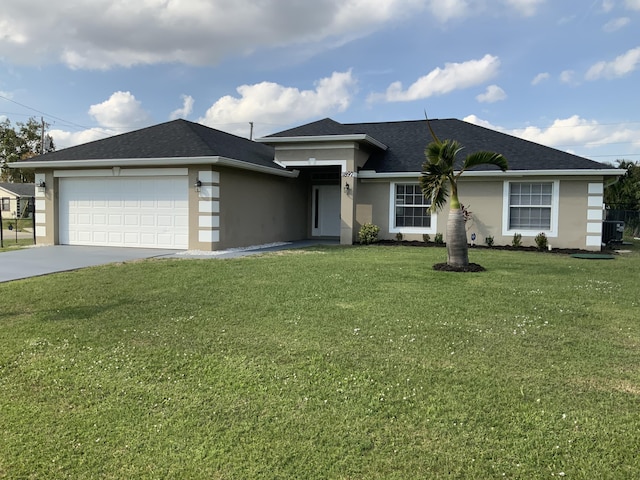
(0, 245, 638, 478)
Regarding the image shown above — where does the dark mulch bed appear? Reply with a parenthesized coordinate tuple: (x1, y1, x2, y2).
(433, 262, 486, 272)
(364, 240, 615, 273)
(374, 239, 601, 256)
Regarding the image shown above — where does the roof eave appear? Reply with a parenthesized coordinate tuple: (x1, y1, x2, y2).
(9, 156, 298, 178)
(358, 169, 627, 179)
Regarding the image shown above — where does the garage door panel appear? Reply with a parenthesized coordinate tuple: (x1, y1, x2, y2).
(93, 231, 107, 243)
(60, 176, 188, 249)
(175, 215, 188, 228)
(124, 215, 139, 226)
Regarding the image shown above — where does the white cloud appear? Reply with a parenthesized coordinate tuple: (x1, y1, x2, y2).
(198, 71, 357, 138)
(603, 17, 630, 32)
(88, 91, 152, 130)
(504, 0, 545, 16)
(170, 95, 195, 120)
(560, 70, 576, 84)
(531, 72, 550, 85)
(48, 91, 152, 149)
(425, 0, 472, 22)
(602, 0, 615, 12)
(47, 72, 356, 148)
(374, 54, 500, 102)
(0, 0, 554, 70)
(476, 85, 507, 103)
(626, 0, 640, 10)
(48, 128, 114, 150)
(586, 46, 640, 79)
(463, 114, 640, 159)
(0, 0, 426, 70)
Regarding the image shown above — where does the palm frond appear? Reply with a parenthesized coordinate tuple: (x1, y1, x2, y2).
(424, 142, 444, 165)
(424, 110, 441, 144)
(424, 139, 462, 170)
(461, 151, 508, 174)
(420, 170, 449, 212)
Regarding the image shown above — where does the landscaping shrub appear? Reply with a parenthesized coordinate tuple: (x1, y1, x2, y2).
(535, 232, 548, 251)
(512, 233, 522, 247)
(434, 232, 444, 245)
(395, 232, 403, 242)
(422, 233, 431, 243)
(358, 223, 380, 244)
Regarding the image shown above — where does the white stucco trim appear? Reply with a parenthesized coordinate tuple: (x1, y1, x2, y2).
(587, 222, 603, 234)
(54, 168, 188, 177)
(587, 209, 603, 221)
(277, 158, 348, 172)
(587, 195, 603, 208)
(257, 134, 388, 151)
(588, 183, 604, 194)
(586, 235, 602, 247)
(502, 179, 560, 238)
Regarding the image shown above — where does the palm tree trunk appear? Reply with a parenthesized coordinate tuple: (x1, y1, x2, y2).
(446, 207, 469, 267)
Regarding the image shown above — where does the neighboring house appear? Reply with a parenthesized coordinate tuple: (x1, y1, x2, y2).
(0, 182, 35, 220)
(11, 118, 624, 251)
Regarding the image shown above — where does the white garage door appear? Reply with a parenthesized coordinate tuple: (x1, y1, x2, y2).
(59, 176, 189, 249)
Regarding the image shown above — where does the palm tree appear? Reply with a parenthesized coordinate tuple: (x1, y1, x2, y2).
(420, 121, 508, 268)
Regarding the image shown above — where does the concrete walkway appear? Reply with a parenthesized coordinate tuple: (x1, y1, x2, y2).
(0, 240, 339, 283)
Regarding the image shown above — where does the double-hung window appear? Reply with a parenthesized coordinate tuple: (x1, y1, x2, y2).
(503, 181, 559, 236)
(1, 197, 9, 212)
(389, 183, 436, 234)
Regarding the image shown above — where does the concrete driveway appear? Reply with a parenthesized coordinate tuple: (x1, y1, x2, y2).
(0, 245, 179, 283)
(0, 240, 339, 283)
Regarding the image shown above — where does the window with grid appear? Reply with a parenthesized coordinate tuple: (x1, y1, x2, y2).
(509, 182, 553, 230)
(1, 197, 9, 211)
(394, 184, 431, 228)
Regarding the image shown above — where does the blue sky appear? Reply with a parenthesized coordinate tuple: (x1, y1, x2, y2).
(1, 0, 639, 163)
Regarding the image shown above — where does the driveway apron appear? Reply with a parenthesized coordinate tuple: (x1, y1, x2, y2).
(0, 246, 179, 283)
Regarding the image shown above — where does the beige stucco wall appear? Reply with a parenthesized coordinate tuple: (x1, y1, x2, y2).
(356, 176, 605, 250)
(191, 166, 308, 251)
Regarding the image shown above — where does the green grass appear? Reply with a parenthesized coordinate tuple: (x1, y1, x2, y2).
(1, 218, 32, 231)
(1, 244, 639, 478)
(0, 237, 34, 251)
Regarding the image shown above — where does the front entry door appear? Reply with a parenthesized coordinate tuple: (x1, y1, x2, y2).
(312, 185, 340, 237)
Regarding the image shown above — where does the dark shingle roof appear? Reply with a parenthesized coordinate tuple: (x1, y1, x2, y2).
(269, 118, 615, 173)
(0, 182, 35, 196)
(23, 119, 277, 169)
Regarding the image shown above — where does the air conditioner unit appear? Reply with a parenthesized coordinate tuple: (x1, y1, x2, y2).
(602, 220, 624, 245)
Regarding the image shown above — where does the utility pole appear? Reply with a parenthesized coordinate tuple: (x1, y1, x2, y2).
(249, 121, 254, 141)
(40, 117, 45, 154)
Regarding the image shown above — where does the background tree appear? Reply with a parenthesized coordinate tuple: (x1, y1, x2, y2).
(604, 160, 640, 237)
(0, 117, 55, 183)
(420, 121, 508, 269)
(604, 160, 640, 210)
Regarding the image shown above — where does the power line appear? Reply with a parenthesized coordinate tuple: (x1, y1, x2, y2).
(0, 93, 95, 132)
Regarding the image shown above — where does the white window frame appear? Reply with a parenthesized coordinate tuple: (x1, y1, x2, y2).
(1, 197, 10, 211)
(502, 180, 559, 238)
(389, 182, 437, 234)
